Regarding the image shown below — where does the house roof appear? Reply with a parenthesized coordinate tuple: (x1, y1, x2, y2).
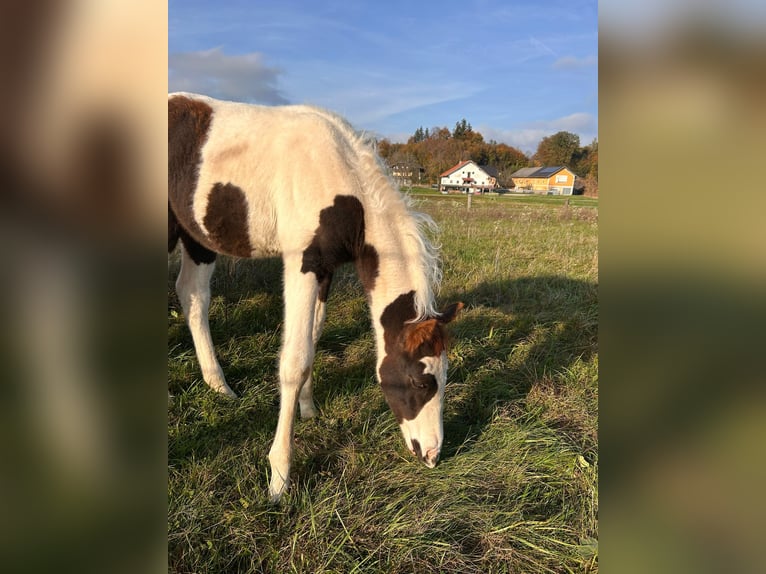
(510, 166, 570, 179)
(440, 160, 475, 177)
(510, 167, 540, 177)
(480, 165, 499, 178)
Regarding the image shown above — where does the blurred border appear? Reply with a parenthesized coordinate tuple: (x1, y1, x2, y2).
(3, 1, 766, 572)
(601, 1, 766, 572)
(0, 2, 166, 573)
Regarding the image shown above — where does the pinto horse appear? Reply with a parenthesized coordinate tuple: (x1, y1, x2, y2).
(168, 93, 462, 501)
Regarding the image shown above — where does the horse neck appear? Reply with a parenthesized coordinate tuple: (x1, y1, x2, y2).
(363, 202, 437, 373)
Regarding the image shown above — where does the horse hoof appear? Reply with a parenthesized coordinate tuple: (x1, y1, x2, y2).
(213, 384, 237, 399)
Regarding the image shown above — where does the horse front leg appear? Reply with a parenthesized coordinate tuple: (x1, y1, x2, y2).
(268, 258, 319, 502)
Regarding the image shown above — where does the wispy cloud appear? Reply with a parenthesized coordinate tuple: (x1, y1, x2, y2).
(329, 82, 483, 127)
(529, 112, 597, 133)
(529, 35, 559, 58)
(480, 112, 597, 153)
(553, 55, 597, 69)
(169, 47, 289, 104)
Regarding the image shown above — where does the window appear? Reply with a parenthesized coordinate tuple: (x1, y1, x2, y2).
(556, 174, 567, 183)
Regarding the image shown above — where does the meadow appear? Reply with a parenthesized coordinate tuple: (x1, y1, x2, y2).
(168, 195, 598, 573)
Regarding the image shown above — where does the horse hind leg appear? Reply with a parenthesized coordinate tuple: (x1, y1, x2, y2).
(298, 273, 332, 419)
(175, 242, 237, 398)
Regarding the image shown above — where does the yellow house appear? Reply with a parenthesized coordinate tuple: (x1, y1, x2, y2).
(510, 166, 576, 195)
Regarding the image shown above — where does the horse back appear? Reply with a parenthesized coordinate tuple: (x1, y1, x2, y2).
(168, 93, 367, 260)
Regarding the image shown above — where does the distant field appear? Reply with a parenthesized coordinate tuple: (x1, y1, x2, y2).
(404, 186, 598, 208)
(168, 196, 598, 573)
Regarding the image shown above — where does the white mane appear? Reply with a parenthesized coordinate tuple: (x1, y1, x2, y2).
(309, 108, 443, 320)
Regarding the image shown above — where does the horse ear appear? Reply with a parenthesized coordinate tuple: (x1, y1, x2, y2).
(437, 302, 464, 324)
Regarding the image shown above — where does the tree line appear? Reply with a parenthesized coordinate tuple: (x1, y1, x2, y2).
(376, 119, 598, 195)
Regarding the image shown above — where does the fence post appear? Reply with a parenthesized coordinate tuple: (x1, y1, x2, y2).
(467, 192, 472, 210)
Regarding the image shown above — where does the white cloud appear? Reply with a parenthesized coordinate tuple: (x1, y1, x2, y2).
(169, 47, 288, 104)
(479, 112, 597, 153)
(552, 55, 597, 69)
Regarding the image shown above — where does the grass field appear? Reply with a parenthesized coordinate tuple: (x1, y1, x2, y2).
(403, 186, 599, 209)
(168, 195, 598, 573)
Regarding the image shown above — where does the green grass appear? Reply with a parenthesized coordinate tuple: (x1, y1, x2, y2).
(168, 198, 598, 573)
(402, 187, 598, 208)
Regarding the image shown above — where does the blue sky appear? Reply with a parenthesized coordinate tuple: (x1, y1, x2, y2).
(169, 0, 597, 153)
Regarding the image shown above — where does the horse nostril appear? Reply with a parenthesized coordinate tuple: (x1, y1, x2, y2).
(410, 440, 439, 467)
(423, 448, 439, 468)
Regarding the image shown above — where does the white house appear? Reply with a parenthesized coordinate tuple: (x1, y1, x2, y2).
(439, 160, 498, 193)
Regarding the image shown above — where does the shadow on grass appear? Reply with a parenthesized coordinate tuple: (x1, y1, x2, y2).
(440, 275, 598, 461)
(169, 261, 597, 472)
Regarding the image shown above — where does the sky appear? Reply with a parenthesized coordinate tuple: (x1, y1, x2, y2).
(169, 0, 597, 154)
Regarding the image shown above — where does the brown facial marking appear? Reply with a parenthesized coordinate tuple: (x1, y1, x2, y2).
(379, 291, 417, 352)
(379, 356, 438, 423)
(203, 182, 253, 257)
(403, 319, 446, 357)
(378, 291, 438, 423)
(167, 95, 218, 252)
(378, 297, 463, 423)
(301, 195, 379, 296)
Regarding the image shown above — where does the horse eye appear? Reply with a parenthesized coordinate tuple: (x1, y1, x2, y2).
(408, 376, 427, 389)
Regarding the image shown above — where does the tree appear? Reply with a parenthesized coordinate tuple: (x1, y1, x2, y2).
(409, 126, 427, 144)
(534, 131, 580, 167)
(378, 121, 539, 188)
(570, 137, 598, 179)
(452, 118, 473, 140)
(377, 138, 393, 160)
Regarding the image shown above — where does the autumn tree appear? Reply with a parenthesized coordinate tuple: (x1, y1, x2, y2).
(533, 131, 580, 168)
(577, 138, 598, 196)
(378, 121, 541, 187)
(377, 138, 392, 160)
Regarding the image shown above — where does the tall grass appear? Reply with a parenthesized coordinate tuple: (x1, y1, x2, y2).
(168, 197, 598, 573)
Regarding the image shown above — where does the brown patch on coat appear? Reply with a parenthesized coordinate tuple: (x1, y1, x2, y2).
(356, 243, 380, 295)
(168, 202, 179, 253)
(317, 273, 333, 303)
(203, 182, 253, 257)
(301, 195, 379, 299)
(169, 201, 216, 264)
(379, 291, 417, 353)
(168, 95, 217, 250)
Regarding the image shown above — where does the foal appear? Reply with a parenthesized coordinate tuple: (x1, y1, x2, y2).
(168, 93, 462, 501)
